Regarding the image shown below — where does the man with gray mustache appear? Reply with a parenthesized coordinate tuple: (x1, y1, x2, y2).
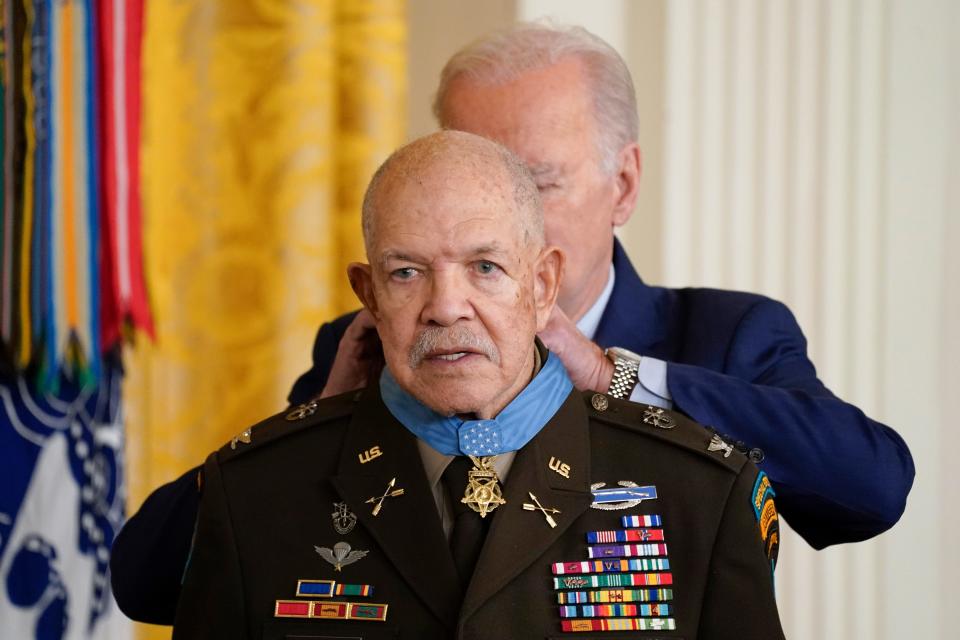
(172, 131, 785, 639)
(410, 326, 499, 369)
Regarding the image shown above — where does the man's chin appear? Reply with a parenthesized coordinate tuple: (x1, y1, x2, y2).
(411, 386, 489, 418)
(420, 396, 484, 418)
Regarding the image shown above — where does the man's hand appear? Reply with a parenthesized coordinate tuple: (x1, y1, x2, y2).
(319, 310, 381, 398)
(537, 307, 614, 393)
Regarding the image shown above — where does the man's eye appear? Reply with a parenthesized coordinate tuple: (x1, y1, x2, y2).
(536, 182, 559, 192)
(475, 261, 499, 275)
(392, 267, 418, 280)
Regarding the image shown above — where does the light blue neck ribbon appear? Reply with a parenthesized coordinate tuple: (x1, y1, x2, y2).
(379, 350, 574, 456)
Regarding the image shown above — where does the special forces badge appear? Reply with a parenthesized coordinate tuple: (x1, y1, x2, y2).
(331, 502, 357, 535)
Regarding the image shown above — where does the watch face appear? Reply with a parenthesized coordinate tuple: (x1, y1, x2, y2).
(608, 347, 642, 361)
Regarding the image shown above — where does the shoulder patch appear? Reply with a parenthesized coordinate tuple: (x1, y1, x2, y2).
(217, 390, 360, 463)
(752, 471, 780, 572)
(583, 392, 747, 473)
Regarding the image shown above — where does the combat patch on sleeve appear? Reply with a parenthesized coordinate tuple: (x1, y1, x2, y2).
(751, 471, 779, 572)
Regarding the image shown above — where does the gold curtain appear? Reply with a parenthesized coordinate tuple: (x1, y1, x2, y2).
(123, 2, 406, 637)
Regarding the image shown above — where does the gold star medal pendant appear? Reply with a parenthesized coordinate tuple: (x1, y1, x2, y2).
(461, 455, 506, 518)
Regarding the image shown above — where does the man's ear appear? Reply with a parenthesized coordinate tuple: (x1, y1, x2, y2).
(347, 263, 379, 318)
(533, 246, 564, 332)
(611, 142, 641, 227)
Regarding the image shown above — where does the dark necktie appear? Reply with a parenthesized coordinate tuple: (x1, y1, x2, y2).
(441, 456, 493, 589)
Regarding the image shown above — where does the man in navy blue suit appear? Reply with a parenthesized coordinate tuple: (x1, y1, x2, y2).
(111, 23, 914, 625)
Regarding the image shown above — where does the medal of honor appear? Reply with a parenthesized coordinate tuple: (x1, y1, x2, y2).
(461, 455, 506, 518)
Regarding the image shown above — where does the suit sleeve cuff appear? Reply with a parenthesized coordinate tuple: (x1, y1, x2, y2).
(628, 356, 673, 409)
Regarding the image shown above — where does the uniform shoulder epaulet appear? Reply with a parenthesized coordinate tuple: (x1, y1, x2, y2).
(216, 389, 360, 462)
(582, 391, 748, 474)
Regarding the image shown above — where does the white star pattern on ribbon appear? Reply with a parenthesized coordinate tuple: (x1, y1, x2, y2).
(460, 420, 502, 455)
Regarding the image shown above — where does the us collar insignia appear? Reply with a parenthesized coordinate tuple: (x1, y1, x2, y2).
(707, 434, 734, 458)
(590, 481, 658, 510)
(314, 541, 368, 571)
(332, 502, 357, 535)
(549, 456, 571, 478)
(642, 406, 676, 429)
(462, 455, 506, 517)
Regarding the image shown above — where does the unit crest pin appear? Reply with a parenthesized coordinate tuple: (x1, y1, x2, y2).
(331, 502, 357, 534)
(707, 434, 734, 458)
(642, 406, 676, 429)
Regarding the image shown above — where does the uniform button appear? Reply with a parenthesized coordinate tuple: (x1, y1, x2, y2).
(734, 440, 748, 453)
(591, 394, 609, 412)
(748, 448, 765, 463)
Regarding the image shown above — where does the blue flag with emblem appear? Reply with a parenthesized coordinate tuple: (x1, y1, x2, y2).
(0, 365, 130, 639)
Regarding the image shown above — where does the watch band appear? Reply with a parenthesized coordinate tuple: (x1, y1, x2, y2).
(605, 348, 641, 399)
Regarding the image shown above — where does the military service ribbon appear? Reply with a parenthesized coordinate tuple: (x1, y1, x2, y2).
(557, 588, 674, 604)
(559, 603, 671, 618)
(553, 572, 673, 590)
(295, 579, 336, 597)
(587, 543, 669, 559)
(335, 583, 374, 597)
(551, 558, 670, 575)
(296, 579, 373, 598)
(294, 580, 375, 598)
(586, 528, 665, 543)
(274, 600, 388, 621)
(553, 510, 678, 633)
(621, 514, 662, 528)
(560, 617, 676, 632)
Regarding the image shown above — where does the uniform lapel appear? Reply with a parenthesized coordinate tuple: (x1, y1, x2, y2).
(330, 385, 461, 629)
(459, 391, 593, 621)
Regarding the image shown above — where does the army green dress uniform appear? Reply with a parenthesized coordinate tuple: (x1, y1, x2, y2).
(173, 384, 785, 639)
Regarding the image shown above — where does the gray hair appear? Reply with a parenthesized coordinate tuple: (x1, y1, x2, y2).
(433, 22, 638, 175)
(361, 130, 543, 253)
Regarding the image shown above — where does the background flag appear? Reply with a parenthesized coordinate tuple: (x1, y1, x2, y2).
(1, 0, 150, 638)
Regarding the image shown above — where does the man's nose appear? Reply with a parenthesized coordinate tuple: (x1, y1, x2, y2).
(420, 270, 474, 326)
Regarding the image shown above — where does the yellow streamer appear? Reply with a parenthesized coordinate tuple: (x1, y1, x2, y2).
(18, 0, 36, 365)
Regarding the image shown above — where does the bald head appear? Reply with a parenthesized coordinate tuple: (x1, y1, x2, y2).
(348, 130, 563, 419)
(361, 130, 543, 255)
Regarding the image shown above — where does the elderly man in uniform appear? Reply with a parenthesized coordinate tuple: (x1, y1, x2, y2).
(172, 131, 784, 639)
(113, 23, 913, 625)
